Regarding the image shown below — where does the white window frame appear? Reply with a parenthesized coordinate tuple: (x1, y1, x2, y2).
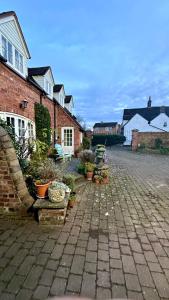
(0, 112, 35, 140)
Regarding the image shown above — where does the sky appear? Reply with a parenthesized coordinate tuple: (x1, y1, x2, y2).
(1, 0, 169, 128)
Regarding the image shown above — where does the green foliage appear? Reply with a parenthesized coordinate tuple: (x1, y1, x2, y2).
(79, 150, 95, 163)
(160, 147, 169, 155)
(0, 118, 19, 154)
(154, 138, 163, 149)
(85, 162, 96, 172)
(35, 103, 51, 146)
(77, 163, 86, 175)
(82, 136, 90, 149)
(62, 174, 76, 193)
(92, 134, 126, 146)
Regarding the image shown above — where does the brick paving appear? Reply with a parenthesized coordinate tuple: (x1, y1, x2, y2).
(0, 148, 169, 299)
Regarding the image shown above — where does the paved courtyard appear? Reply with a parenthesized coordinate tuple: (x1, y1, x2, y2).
(1, 148, 169, 299)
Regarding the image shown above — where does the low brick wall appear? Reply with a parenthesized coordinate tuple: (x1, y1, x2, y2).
(0, 126, 34, 213)
(132, 130, 169, 151)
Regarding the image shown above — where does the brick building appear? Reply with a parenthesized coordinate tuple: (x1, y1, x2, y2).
(0, 11, 83, 154)
(93, 122, 120, 135)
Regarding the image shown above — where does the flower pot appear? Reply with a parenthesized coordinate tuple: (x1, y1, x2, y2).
(102, 177, 109, 184)
(35, 182, 50, 198)
(95, 179, 100, 184)
(68, 192, 76, 208)
(86, 171, 93, 181)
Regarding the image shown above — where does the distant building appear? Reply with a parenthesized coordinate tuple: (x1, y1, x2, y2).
(93, 122, 119, 135)
(85, 130, 93, 139)
(122, 97, 169, 145)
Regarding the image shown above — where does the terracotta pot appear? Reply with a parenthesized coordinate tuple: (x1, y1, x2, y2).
(102, 177, 109, 184)
(35, 182, 50, 198)
(86, 171, 93, 181)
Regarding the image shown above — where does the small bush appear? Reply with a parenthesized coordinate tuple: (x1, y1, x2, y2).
(63, 174, 76, 193)
(77, 163, 86, 175)
(154, 138, 163, 149)
(160, 147, 169, 155)
(92, 134, 126, 146)
(79, 150, 95, 163)
(82, 136, 90, 149)
(35, 103, 51, 146)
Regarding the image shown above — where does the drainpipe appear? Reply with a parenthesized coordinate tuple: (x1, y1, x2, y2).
(53, 99, 57, 145)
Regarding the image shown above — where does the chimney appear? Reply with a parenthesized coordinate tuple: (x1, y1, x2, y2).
(147, 96, 152, 108)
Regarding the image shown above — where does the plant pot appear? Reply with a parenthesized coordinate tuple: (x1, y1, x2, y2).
(86, 171, 93, 181)
(68, 192, 76, 208)
(35, 182, 50, 198)
(102, 177, 109, 184)
(95, 179, 100, 184)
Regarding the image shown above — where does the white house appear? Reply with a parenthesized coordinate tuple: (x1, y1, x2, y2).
(64, 95, 74, 114)
(122, 98, 169, 145)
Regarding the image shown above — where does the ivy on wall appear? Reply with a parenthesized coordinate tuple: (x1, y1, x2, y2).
(34, 103, 51, 146)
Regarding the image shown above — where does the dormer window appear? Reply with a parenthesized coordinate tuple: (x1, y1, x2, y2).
(15, 49, 23, 73)
(2, 36, 13, 64)
(164, 121, 167, 127)
(45, 79, 52, 95)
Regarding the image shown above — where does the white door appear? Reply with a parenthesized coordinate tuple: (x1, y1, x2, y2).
(61, 127, 74, 154)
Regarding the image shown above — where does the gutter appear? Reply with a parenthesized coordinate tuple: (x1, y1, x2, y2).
(149, 124, 167, 132)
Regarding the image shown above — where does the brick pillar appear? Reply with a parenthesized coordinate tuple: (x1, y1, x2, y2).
(132, 129, 139, 151)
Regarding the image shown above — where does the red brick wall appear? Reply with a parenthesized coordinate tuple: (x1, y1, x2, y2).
(132, 130, 169, 151)
(57, 105, 82, 150)
(0, 62, 82, 150)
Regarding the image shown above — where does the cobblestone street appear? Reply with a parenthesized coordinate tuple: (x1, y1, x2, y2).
(1, 149, 169, 299)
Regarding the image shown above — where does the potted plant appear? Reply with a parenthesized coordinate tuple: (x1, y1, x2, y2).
(93, 175, 100, 184)
(85, 162, 96, 181)
(35, 179, 51, 199)
(68, 192, 76, 208)
(101, 170, 109, 184)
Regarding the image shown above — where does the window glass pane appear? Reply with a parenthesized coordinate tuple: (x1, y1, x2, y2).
(19, 54, 23, 73)
(15, 49, 19, 70)
(2, 36, 7, 59)
(8, 42, 13, 64)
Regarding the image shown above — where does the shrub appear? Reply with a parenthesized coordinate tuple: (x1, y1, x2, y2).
(63, 174, 76, 193)
(154, 138, 163, 149)
(160, 147, 169, 155)
(92, 134, 126, 146)
(79, 150, 95, 163)
(85, 162, 96, 172)
(35, 103, 51, 146)
(77, 163, 86, 175)
(82, 136, 90, 149)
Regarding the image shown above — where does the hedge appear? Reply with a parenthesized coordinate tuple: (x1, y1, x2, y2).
(92, 134, 126, 146)
(34, 103, 51, 146)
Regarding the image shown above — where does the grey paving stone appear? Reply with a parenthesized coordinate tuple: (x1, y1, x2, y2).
(51, 244, 64, 259)
(10, 249, 28, 266)
(77, 240, 88, 248)
(16, 256, 35, 276)
(133, 252, 146, 264)
(16, 288, 32, 300)
(112, 284, 127, 298)
(128, 291, 144, 300)
(85, 262, 97, 274)
(125, 274, 141, 292)
(97, 271, 110, 288)
(109, 248, 120, 259)
(122, 255, 137, 274)
(75, 246, 86, 255)
(56, 266, 70, 278)
(158, 256, 169, 269)
(0, 293, 15, 300)
(50, 277, 67, 296)
(98, 249, 109, 261)
(98, 261, 109, 272)
(71, 255, 85, 275)
(152, 272, 169, 298)
(129, 239, 142, 253)
(23, 265, 43, 290)
(60, 254, 73, 267)
(111, 269, 125, 285)
(0, 258, 9, 268)
(39, 269, 55, 286)
(96, 287, 111, 299)
(67, 236, 78, 245)
(67, 274, 82, 293)
(81, 272, 96, 298)
(86, 251, 97, 262)
(57, 232, 69, 244)
(136, 264, 154, 288)
(144, 251, 158, 263)
(64, 244, 76, 255)
(152, 242, 167, 257)
(0, 265, 17, 282)
(110, 258, 122, 269)
(5, 243, 21, 258)
(148, 262, 162, 272)
(46, 259, 59, 270)
(6, 275, 25, 294)
(0, 246, 10, 258)
(142, 287, 160, 300)
(36, 253, 49, 266)
(42, 239, 55, 254)
(33, 285, 50, 299)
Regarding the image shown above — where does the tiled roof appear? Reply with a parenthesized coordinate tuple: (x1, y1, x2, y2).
(65, 95, 72, 104)
(53, 84, 63, 93)
(123, 107, 169, 122)
(93, 122, 117, 128)
(28, 67, 50, 76)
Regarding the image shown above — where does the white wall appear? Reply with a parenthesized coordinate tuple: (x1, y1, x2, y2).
(123, 114, 162, 145)
(151, 113, 169, 131)
(53, 87, 65, 107)
(32, 75, 44, 90)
